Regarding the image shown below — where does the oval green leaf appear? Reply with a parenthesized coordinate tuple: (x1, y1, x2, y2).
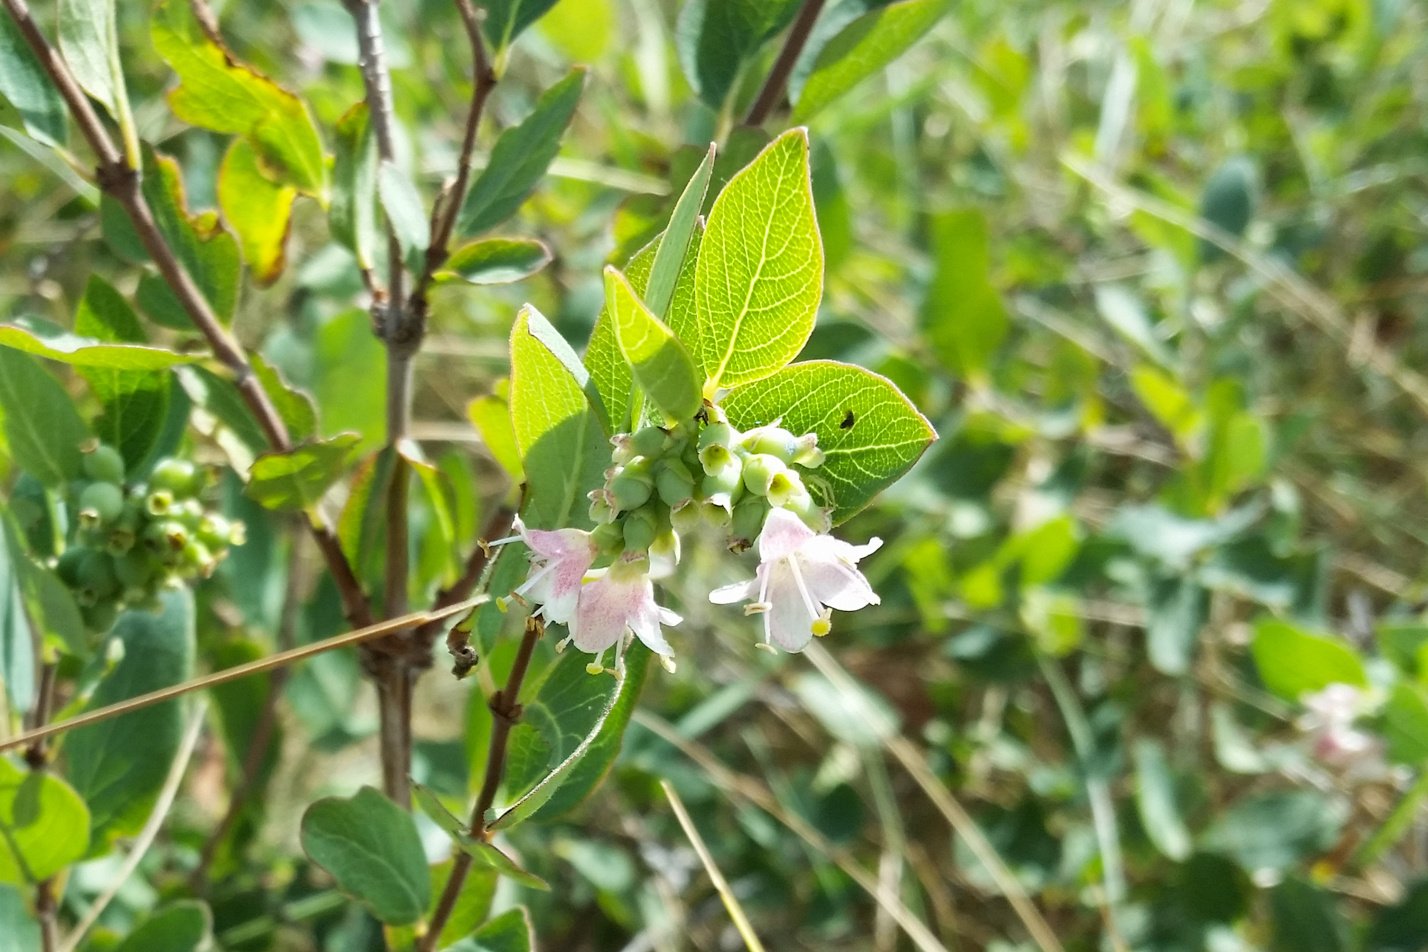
(440, 238, 553, 286)
(604, 267, 702, 424)
(0, 756, 90, 885)
(300, 786, 431, 925)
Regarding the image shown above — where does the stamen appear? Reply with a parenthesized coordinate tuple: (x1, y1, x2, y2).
(487, 533, 522, 548)
(495, 596, 510, 613)
(586, 650, 606, 676)
(754, 642, 779, 654)
(513, 561, 555, 599)
(812, 609, 832, 637)
(786, 556, 822, 623)
(659, 654, 677, 674)
(555, 635, 572, 653)
(744, 601, 772, 616)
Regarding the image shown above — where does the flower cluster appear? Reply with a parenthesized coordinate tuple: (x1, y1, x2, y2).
(497, 409, 881, 675)
(1297, 683, 1386, 779)
(54, 442, 244, 633)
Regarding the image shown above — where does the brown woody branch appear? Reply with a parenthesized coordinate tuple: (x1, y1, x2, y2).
(743, 0, 827, 127)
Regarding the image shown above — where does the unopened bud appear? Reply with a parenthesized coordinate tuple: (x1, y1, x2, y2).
(741, 454, 786, 497)
(145, 488, 175, 517)
(79, 481, 125, 528)
(588, 489, 617, 524)
(740, 425, 799, 463)
(792, 433, 824, 468)
(149, 458, 200, 497)
(701, 458, 745, 510)
(609, 433, 637, 465)
(655, 459, 695, 508)
(621, 508, 660, 552)
(631, 425, 670, 458)
(766, 467, 806, 508)
(82, 444, 125, 484)
(591, 521, 624, 554)
(609, 462, 654, 512)
(670, 500, 700, 534)
(730, 496, 767, 545)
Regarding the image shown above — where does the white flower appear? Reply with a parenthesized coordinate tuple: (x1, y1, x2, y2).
(709, 507, 881, 652)
(566, 553, 681, 671)
(495, 518, 597, 626)
(1297, 683, 1386, 776)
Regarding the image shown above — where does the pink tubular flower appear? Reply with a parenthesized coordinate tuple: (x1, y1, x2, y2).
(709, 507, 881, 652)
(496, 518, 597, 625)
(565, 553, 681, 671)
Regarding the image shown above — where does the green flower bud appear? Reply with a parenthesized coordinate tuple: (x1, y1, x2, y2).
(655, 459, 695, 508)
(739, 425, 799, 463)
(741, 453, 787, 497)
(105, 528, 136, 556)
(182, 540, 216, 577)
(631, 425, 670, 458)
(766, 467, 807, 508)
(609, 433, 636, 465)
(699, 499, 732, 529)
(700, 458, 745, 509)
(82, 601, 118, 634)
(149, 458, 200, 497)
(145, 488, 175, 517)
(56, 548, 86, 587)
(621, 508, 660, 552)
(82, 444, 125, 484)
(591, 521, 624, 555)
(609, 461, 654, 512)
(698, 442, 734, 474)
(588, 490, 617, 525)
(197, 515, 234, 550)
(76, 550, 119, 601)
(78, 481, 125, 528)
(114, 549, 156, 590)
(670, 500, 700, 534)
(698, 422, 734, 452)
(792, 433, 824, 468)
(144, 520, 189, 561)
(730, 496, 766, 545)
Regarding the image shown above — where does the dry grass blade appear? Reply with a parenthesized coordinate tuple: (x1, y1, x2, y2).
(660, 780, 768, 952)
(634, 711, 949, 952)
(0, 597, 487, 754)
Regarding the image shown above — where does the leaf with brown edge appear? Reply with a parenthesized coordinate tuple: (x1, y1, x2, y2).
(218, 139, 297, 285)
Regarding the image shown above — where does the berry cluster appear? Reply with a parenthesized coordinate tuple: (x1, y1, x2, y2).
(55, 443, 244, 632)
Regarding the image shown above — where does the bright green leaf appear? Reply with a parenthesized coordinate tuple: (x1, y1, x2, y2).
(439, 238, 553, 286)
(646, 144, 713, 320)
(695, 129, 822, 393)
(300, 787, 430, 926)
(793, 0, 949, 121)
(1384, 682, 1428, 765)
(0, 14, 67, 146)
(152, 0, 327, 194)
(508, 305, 608, 530)
(921, 208, 1007, 383)
(245, 433, 361, 512)
(0, 316, 194, 369)
(721, 360, 936, 522)
(66, 589, 195, 849)
(1250, 617, 1367, 701)
(467, 392, 523, 482)
(0, 756, 90, 885)
(604, 267, 703, 424)
(412, 783, 549, 890)
(218, 138, 297, 285)
(0, 348, 87, 488)
(313, 309, 386, 454)
(457, 69, 586, 237)
(251, 352, 318, 442)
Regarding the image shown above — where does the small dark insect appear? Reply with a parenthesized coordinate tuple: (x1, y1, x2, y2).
(840, 410, 856, 429)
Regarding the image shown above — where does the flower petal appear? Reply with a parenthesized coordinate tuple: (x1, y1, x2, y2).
(757, 508, 816, 563)
(630, 598, 677, 657)
(568, 576, 635, 653)
(709, 577, 757, 604)
(762, 564, 814, 652)
(800, 556, 879, 612)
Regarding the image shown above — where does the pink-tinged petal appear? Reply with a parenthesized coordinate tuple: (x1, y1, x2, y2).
(800, 556, 879, 612)
(524, 527, 596, 562)
(540, 586, 580, 625)
(568, 576, 636, 653)
(762, 564, 814, 652)
(808, 533, 882, 565)
(757, 508, 816, 563)
(709, 577, 757, 604)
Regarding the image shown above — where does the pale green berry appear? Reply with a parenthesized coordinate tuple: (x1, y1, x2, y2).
(82, 444, 125, 484)
(79, 481, 125, 527)
(149, 459, 199, 497)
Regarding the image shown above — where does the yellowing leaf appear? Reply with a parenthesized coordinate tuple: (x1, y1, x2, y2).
(153, 0, 327, 195)
(218, 139, 297, 285)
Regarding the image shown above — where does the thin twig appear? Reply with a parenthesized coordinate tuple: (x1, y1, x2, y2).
(413, 0, 498, 307)
(661, 780, 768, 952)
(415, 505, 516, 658)
(420, 616, 543, 952)
(58, 702, 208, 952)
(743, 0, 827, 126)
(0, 599, 487, 755)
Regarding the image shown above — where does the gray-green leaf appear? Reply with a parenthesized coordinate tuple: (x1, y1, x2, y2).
(0, 348, 88, 488)
(300, 787, 431, 925)
(439, 237, 553, 286)
(245, 433, 362, 512)
(0, 13, 67, 146)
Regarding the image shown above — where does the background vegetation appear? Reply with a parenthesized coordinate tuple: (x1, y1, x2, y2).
(0, 0, 1426, 949)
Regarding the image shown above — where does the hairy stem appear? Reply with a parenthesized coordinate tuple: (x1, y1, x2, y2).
(420, 617, 543, 951)
(743, 0, 827, 127)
